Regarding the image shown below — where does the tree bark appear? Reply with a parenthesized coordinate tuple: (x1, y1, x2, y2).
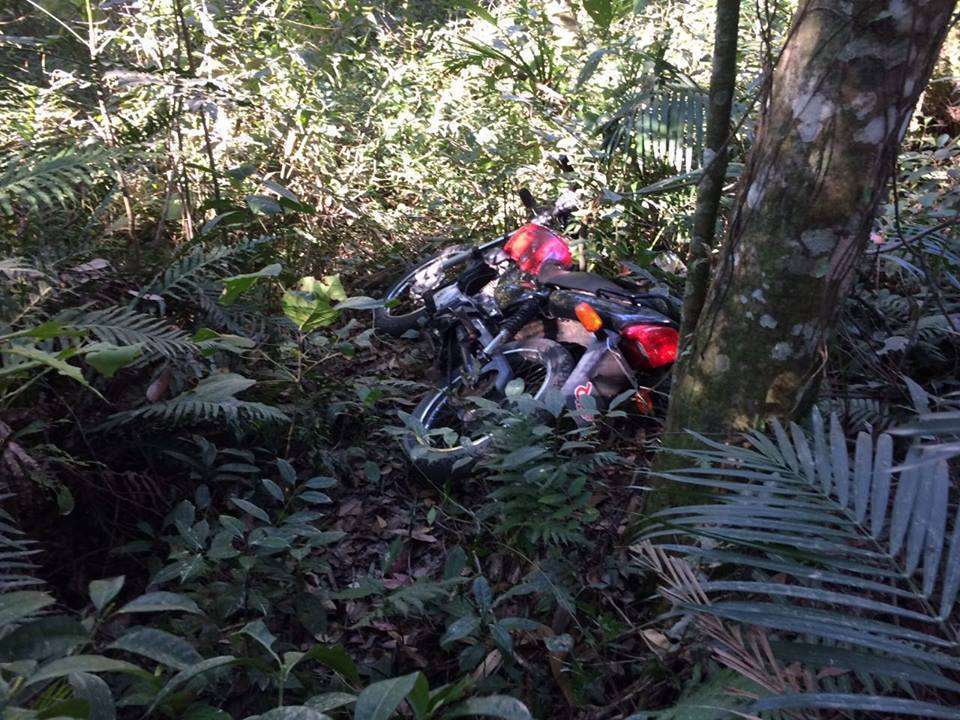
(679, 0, 741, 342)
(659, 0, 956, 468)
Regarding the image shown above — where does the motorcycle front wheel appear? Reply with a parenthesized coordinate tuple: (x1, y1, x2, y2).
(373, 244, 472, 337)
(402, 339, 573, 481)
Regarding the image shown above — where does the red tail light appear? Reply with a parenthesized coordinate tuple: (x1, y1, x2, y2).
(620, 324, 679, 370)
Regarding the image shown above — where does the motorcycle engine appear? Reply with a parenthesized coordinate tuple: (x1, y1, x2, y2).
(493, 266, 537, 311)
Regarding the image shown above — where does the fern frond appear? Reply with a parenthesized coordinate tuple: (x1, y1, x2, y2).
(97, 372, 288, 430)
(641, 409, 960, 717)
(56, 305, 195, 358)
(0, 498, 44, 593)
(142, 237, 268, 302)
(0, 147, 115, 216)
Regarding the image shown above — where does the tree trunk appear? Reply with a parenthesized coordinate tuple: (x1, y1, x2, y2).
(679, 0, 741, 341)
(660, 0, 956, 464)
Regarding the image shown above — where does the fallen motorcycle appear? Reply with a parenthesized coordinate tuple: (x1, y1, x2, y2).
(375, 189, 680, 479)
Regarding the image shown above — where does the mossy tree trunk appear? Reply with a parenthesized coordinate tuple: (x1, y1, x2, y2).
(658, 0, 956, 473)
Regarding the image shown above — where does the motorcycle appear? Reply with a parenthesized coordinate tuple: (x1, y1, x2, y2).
(374, 188, 681, 480)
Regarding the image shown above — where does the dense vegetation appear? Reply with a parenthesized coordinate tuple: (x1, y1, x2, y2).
(2, 1, 959, 718)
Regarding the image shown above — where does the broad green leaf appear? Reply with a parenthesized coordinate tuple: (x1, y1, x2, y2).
(117, 591, 202, 615)
(26, 655, 145, 687)
(489, 623, 513, 656)
(84, 343, 142, 378)
(238, 619, 278, 661)
(89, 576, 125, 612)
(440, 616, 480, 647)
(471, 577, 492, 615)
(582, 0, 614, 31)
(0, 590, 55, 626)
(69, 671, 116, 720)
(257, 708, 332, 720)
(183, 705, 232, 720)
(282, 289, 336, 332)
(306, 691, 356, 713)
(246, 194, 282, 215)
(303, 644, 360, 686)
(192, 328, 256, 356)
(354, 672, 421, 720)
(108, 627, 202, 670)
(220, 263, 281, 306)
(0, 615, 87, 662)
(148, 656, 237, 712)
(407, 673, 429, 720)
(262, 478, 284, 501)
(7, 320, 81, 341)
(443, 695, 533, 720)
(3, 345, 101, 397)
(232, 497, 271, 523)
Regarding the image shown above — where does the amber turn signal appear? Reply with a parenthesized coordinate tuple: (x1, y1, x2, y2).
(575, 302, 603, 332)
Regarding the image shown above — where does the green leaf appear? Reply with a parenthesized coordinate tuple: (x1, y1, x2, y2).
(752, 693, 960, 718)
(26, 655, 145, 687)
(257, 708, 332, 720)
(282, 275, 347, 331)
(232, 497, 271, 523)
(246, 194, 282, 215)
(220, 263, 281, 306)
(238, 619, 278, 661)
(306, 692, 356, 713)
(84, 343, 142, 378)
(303, 644, 360, 687)
(0, 590, 55, 625)
(0, 616, 87, 662)
(489, 623, 513, 656)
(440, 616, 480, 647)
(36, 697, 90, 718)
(443, 546, 467, 581)
(582, 0, 613, 30)
(262, 478, 284, 501)
(117, 591, 202, 615)
(443, 696, 532, 720)
(89, 576, 125, 612)
(299, 491, 332, 505)
(472, 577, 492, 615)
(407, 673, 430, 720)
(69, 671, 116, 720)
(3, 345, 102, 397)
(108, 627, 203, 670)
(354, 672, 421, 720)
(148, 656, 237, 712)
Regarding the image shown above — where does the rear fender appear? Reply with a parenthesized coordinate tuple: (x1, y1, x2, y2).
(561, 332, 633, 421)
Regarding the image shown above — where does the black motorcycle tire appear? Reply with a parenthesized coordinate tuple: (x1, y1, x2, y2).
(402, 339, 574, 482)
(374, 244, 473, 337)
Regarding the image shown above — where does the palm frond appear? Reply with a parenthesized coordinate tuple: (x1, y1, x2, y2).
(0, 147, 115, 216)
(56, 305, 196, 358)
(640, 409, 960, 717)
(602, 85, 707, 172)
(97, 372, 288, 430)
(142, 237, 268, 302)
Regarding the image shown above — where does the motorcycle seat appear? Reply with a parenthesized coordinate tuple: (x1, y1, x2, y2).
(538, 263, 626, 295)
